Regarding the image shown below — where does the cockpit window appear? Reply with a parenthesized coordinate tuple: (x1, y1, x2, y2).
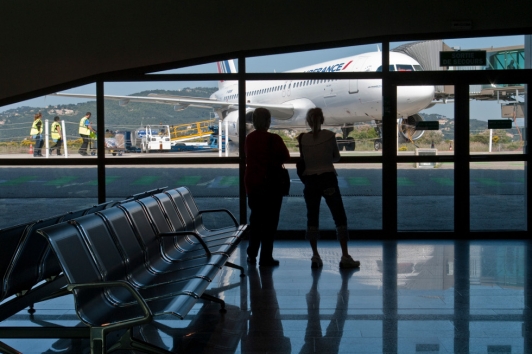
(396, 64, 414, 71)
(413, 65, 423, 71)
(376, 65, 396, 72)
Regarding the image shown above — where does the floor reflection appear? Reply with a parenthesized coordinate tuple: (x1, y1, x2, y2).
(0, 240, 530, 353)
(243, 265, 291, 353)
(299, 267, 358, 354)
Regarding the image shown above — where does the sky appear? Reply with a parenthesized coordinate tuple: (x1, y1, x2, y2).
(0, 35, 525, 122)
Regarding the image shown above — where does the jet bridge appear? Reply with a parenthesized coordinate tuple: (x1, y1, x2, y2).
(392, 40, 525, 102)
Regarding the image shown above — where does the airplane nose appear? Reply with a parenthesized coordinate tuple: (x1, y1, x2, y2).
(397, 85, 435, 115)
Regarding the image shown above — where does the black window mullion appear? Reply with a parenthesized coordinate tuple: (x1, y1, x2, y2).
(96, 81, 106, 204)
(454, 83, 470, 232)
(238, 57, 247, 225)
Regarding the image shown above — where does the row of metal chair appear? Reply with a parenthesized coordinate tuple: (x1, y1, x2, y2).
(0, 186, 167, 320)
(35, 186, 247, 353)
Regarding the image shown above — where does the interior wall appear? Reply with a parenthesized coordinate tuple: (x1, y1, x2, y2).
(1, 0, 532, 104)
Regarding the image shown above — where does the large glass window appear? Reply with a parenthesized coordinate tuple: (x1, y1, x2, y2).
(470, 161, 526, 231)
(391, 36, 525, 72)
(397, 85, 455, 231)
(148, 60, 231, 74)
(0, 37, 529, 236)
(105, 164, 240, 229)
(246, 44, 380, 73)
(0, 166, 98, 228)
(0, 84, 96, 159)
(397, 163, 454, 231)
(469, 84, 526, 155)
(100, 81, 225, 158)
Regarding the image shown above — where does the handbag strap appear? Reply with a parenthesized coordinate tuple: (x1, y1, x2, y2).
(297, 133, 305, 157)
(268, 134, 279, 168)
(268, 134, 287, 169)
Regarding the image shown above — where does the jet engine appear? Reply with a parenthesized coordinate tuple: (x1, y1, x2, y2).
(221, 108, 255, 150)
(398, 113, 425, 143)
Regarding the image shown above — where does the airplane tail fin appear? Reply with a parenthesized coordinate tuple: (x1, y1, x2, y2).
(217, 59, 237, 89)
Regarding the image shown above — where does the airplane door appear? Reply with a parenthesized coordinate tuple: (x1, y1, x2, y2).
(349, 80, 358, 94)
(348, 56, 368, 94)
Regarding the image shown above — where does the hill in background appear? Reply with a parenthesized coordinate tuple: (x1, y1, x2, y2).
(0, 88, 218, 140)
(0, 89, 524, 142)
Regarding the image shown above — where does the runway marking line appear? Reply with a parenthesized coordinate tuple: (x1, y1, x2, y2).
(0, 176, 37, 186)
(347, 177, 371, 186)
(397, 177, 415, 186)
(177, 176, 201, 185)
(131, 176, 161, 185)
(475, 178, 502, 186)
(431, 177, 454, 186)
(88, 176, 120, 186)
(44, 176, 77, 186)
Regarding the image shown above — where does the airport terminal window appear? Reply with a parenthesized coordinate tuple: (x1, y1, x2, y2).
(397, 163, 454, 231)
(275, 162, 383, 231)
(149, 59, 237, 74)
(105, 164, 240, 228)
(470, 162, 526, 231)
(0, 166, 98, 229)
(390, 35, 525, 72)
(0, 36, 529, 237)
(395, 85, 450, 155)
(469, 83, 526, 156)
(102, 81, 233, 159)
(0, 84, 97, 160)
(245, 43, 381, 73)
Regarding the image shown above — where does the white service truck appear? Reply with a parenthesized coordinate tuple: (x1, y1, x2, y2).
(135, 125, 172, 153)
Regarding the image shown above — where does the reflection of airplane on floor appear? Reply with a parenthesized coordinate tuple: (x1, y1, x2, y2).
(53, 51, 437, 151)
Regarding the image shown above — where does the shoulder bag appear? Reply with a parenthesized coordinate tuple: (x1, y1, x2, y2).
(296, 133, 307, 182)
(265, 134, 290, 196)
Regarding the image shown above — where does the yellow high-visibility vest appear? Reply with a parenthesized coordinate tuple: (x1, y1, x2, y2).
(51, 121, 61, 140)
(79, 117, 90, 135)
(30, 119, 42, 135)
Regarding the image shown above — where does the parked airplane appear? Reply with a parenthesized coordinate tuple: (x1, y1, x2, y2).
(53, 51, 435, 151)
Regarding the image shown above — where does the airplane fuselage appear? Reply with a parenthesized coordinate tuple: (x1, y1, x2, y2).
(211, 51, 435, 129)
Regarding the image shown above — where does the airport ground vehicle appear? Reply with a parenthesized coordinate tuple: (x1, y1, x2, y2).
(135, 125, 172, 153)
(171, 125, 226, 152)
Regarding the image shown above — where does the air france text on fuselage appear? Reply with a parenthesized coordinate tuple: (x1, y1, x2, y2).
(305, 60, 353, 73)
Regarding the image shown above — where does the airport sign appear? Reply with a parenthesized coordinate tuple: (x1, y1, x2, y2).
(440, 51, 486, 67)
(416, 121, 439, 130)
(488, 119, 512, 129)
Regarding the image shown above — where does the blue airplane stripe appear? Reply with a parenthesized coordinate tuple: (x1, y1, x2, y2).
(222, 60, 231, 74)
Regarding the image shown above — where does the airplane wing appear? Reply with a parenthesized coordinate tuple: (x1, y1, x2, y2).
(50, 93, 295, 120)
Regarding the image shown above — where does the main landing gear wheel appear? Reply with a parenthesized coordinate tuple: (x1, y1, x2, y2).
(346, 137, 355, 151)
(374, 139, 382, 151)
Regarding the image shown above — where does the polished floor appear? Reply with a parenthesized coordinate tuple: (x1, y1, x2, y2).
(1, 239, 530, 354)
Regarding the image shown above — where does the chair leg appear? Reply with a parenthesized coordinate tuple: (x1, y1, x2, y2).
(225, 261, 246, 277)
(200, 292, 226, 313)
(107, 328, 173, 354)
(91, 327, 107, 354)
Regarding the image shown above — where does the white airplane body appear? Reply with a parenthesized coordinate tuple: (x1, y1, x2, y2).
(53, 50, 435, 150)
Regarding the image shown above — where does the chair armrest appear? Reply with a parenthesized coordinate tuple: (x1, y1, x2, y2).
(196, 209, 239, 227)
(157, 231, 211, 257)
(66, 280, 152, 332)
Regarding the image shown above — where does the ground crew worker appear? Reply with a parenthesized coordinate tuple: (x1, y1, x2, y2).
(50, 116, 63, 156)
(30, 112, 44, 157)
(78, 112, 95, 156)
